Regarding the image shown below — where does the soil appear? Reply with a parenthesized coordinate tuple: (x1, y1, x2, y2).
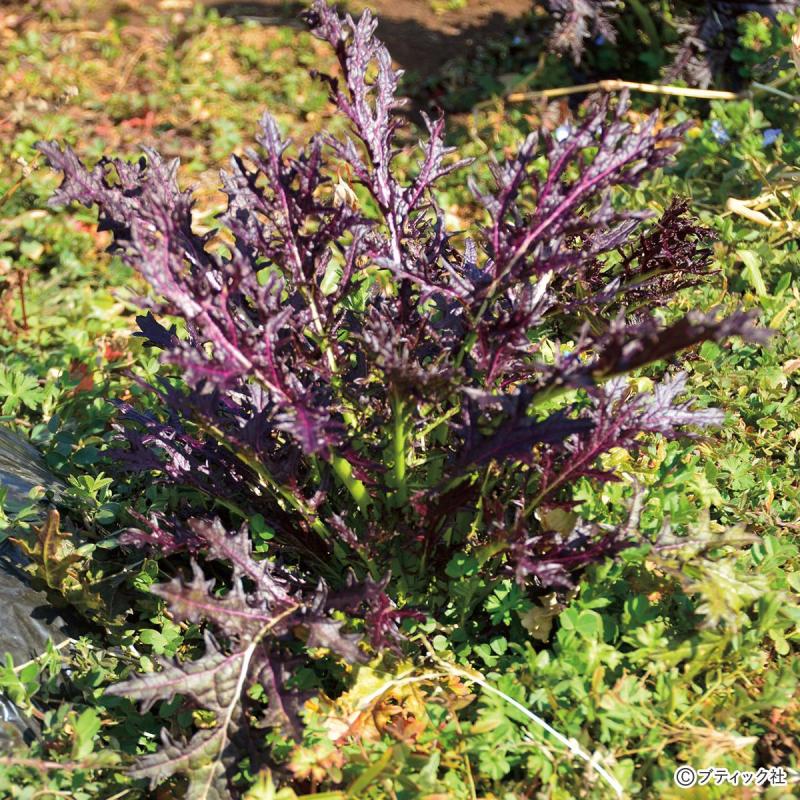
(206, 0, 533, 77)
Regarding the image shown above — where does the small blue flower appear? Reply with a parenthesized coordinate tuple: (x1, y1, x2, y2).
(762, 128, 781, 147)
(554, 124, 571, 143)
(512, 34, 524, 46)
(710, 120, 730, 145)
(594, 34, 606, 46)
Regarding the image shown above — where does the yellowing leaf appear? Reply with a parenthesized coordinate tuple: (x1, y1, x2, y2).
(518, 593, 561, 642)
(737, 249, 767, 297)
(770, 299, 796, 330)
(311, 659, 443, 746)
(11, 509, 81, 592)
(469, 717, 502, 734)
(243, 770, 286, 800)
(538, 507, 578, 536)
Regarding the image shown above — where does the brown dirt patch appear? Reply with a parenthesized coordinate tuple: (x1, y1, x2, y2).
(207, 0, 532, 77)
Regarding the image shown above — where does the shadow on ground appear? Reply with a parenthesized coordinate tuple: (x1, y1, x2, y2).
(209, 0, 535, 88)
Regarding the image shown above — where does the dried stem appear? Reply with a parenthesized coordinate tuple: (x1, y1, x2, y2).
(506, 79, 740, 103)
(506, 78, 800, 104)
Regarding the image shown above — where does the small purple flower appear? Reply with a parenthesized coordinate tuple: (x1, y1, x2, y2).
(512, 34, 524, 46)
(554, 123, 572, 143)
(594, 34, 606, 46)
(762, 128, 781, 147)
(710, 120, 730, 145)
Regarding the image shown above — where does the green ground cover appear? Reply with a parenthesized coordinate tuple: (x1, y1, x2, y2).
(0, 2, 798, 798)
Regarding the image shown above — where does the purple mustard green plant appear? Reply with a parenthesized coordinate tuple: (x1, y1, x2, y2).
(545, 1, 800, 86)
(36, 1, 767, 794)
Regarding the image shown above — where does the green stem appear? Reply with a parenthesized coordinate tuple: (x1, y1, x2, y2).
(417, 405, 459, 440)
(331, 374, 358, 428)
(628, 0, 660, 50)
(198, 491, 248, 521)
(305, 290, 360, 429)
(195, 418, 332, 540)
(392, 391, 408, 504)
(467, 467, 493, 540)
(453, 331, 477, 369)
(331, 452, 371, 513)
(345, 746, 394, 797)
